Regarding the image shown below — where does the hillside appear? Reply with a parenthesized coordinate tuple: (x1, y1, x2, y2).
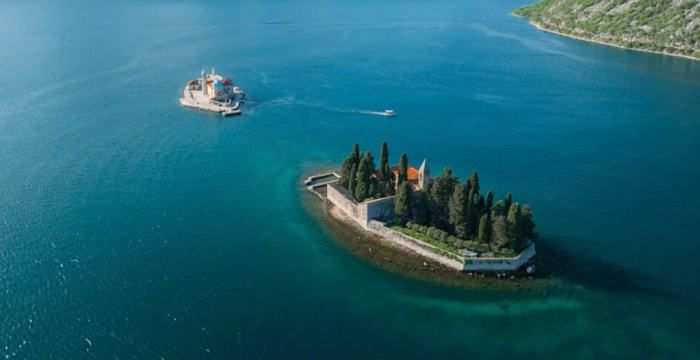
(514, 0, 700, 60)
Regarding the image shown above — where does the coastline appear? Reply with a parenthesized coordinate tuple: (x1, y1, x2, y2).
(513, 13, 700, 62)
(302, 190, 557, 292)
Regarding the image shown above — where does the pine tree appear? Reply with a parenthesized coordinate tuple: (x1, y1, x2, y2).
(415, 190, 430, 225)
(477, 213, 491, 243)
(398, 153, 408, 185)
(448, 183, 468, 238)
(394, 181, 412, 225)
(348, 163, 358, 199)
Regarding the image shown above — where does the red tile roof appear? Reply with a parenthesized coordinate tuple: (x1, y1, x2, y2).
(374, 165, 420, 182)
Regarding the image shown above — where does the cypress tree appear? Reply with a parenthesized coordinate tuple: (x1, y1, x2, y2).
(339, 157, 351, 188)
(380, 141, 390, 179)
(368, 179, 377, 198)
(504, 192, 512, 217)
(520, 204, 537, 241)
(429, 168, 457, 231)
(339, 143, 360, 188)
(478, 195, 485, 214)
(448, 183, 469, 238)
(469, 172, 480, 196)
(394, 181, 412, 225)
(505, 202, 521, 249)
(477, 213, 491, 243)
(398, 153, 408, 185)
(492, 200, 505, 216)
(354, 152, 372, 202)
(348, 163, 358, 199)
(415, 190, 430, 225)
(485, 190, 494, 214)
(350, 143, 360, 165)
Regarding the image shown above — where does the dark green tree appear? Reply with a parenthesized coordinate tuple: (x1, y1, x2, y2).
(477, 213, 491, 243)
(492, 200, 505, 216)
(504, 192, 512, 217)
(429, 167, 457, 231)
(448, 183, 469, 238)
(368, 179, 377, 198)
(348, 163, 358, 199)
(520, 204, 537, 241)
(415, 190, 430, 225)
(354, 152, 373, 202)
(394, 181, 413, 225)
(505, 202, 522, 249)
(339, 143, 360, 188)
(350, 143, 360, 164)
(469, 171, 480, 196)
(485, 190, 494, 214)
(398, 153, 408, 185)
(377, 141, 391, 196)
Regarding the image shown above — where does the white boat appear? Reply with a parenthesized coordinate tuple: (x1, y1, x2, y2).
(383, 110, 396, 116)
(180, 69, 245, 116)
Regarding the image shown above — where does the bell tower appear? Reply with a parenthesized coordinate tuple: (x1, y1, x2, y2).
(418, 159, 430, 190)
(201, 70, 208, 96)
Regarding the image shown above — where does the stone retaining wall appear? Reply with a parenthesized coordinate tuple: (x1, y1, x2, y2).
(367, 220, 465, 270)
(324, 182, 535, 272)
(462, 243, 536, 271)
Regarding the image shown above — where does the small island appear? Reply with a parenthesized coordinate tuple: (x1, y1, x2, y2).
(514, 0, 700, 61)
(306, 142, 537, 275)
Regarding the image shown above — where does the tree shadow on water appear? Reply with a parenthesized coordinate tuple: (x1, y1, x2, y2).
(535, 235, 676, 299)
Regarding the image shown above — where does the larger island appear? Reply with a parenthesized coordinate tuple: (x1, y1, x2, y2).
(306, 142, 537, 275)
(514, 0, 700, 60)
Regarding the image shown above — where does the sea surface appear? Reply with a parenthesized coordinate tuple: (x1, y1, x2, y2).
(1, 0, 699, 358)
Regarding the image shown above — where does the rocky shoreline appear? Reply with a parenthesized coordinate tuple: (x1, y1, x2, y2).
(302, 191, 559, 292)
(519, 16, 700, 62)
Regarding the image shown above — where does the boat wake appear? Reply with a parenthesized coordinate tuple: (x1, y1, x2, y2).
(243, 97, 394, 117)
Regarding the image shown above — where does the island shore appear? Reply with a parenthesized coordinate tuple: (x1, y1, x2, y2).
(514, 14, 700, 62)
(303, 191, 558, 292)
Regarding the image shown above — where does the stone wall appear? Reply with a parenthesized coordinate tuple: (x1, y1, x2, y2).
(326, 183, 365, 227)
(365, 196, 396, 220)
(462, 243, 536, 271)
(367, 220, 465, 270)
(324, 183, 535, 272)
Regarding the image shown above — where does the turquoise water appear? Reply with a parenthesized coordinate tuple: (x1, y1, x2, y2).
(1, 0, 700, 358)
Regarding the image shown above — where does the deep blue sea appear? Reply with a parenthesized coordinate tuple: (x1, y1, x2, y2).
(1, 0, 700, 358)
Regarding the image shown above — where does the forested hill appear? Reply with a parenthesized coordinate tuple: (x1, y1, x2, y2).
(514, 0, 700, 60)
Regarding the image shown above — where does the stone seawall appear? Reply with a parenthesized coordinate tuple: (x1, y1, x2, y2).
(323, 182, 535, 272)
(462, 243, 535, 271)
(367, 220, 465, 270)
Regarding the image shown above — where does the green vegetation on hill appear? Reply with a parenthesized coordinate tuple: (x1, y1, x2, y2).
(514, 0, 700, 59)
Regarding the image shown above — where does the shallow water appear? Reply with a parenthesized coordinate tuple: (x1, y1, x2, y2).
(1, 0, 699, 358)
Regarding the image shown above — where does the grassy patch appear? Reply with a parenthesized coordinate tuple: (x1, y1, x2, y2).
(389, 226, 461, 255)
